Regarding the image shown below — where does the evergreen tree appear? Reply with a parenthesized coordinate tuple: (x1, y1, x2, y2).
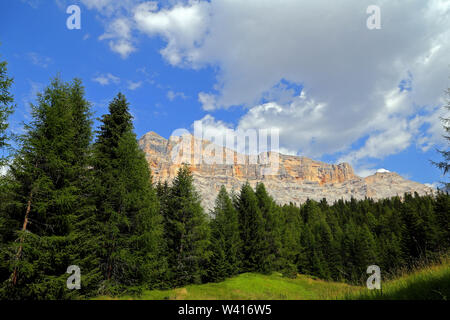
(434, 191, 450, 249)
(353, 225, 378, 283)
(0, 55, 14, 165)
(207, 186, 241, 282)
(279, 204, 302, 278)
(0, 54, 14, 269)
(313, 219, 334, 280)
(0, 77, 92, 299)
(89, 93, 165, 294)
(236, 182, 265, 272)
(400, 193, 427, 262)
(432, 88, 449, 190)
(255, 183, 282, 273)
(297, 224, 315, 275)
(325, 213, 344, 281)
(164, 165, 211, 286)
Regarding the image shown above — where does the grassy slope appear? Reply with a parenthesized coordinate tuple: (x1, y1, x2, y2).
(97, 273, 359, 300)
(96, 261, 449, 300)
(347, 260, 450, 300)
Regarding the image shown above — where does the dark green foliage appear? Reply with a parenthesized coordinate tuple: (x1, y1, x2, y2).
(279, 204, 303, 278)
(163, 165, 211, 286)
(220, 183, 448, 285)
(255, 183, 282, 273)
(0, 70, 448, 298)
(87, 93, 166, 295)
(434, 192, 450, 248)
(207, 186, 241, 282)
(0, 55, 14, 165)
(0, 77, 92, 299)
(235, 182, 266, 272)
(0, 54, 13, 252)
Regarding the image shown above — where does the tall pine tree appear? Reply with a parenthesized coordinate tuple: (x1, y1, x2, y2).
(255, 183, 281, 273)
(207, 186, 241, 282)
(235, 182, 265, 273)
(164, 165, 211, 286)
(88, 93, 165, 294)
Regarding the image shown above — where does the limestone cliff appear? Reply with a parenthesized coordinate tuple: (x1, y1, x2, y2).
(138, 131, 433, 211)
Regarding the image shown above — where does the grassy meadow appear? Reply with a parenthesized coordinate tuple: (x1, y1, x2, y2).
(96, 259, 449, 300)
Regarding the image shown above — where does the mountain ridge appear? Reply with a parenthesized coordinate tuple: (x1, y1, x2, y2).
(138, 131, 434, 210)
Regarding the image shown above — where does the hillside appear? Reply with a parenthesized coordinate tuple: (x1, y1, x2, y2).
(347, 260, 450, 300)
(96, 260, 450, 300)
(97, 272, 360, 300)
(138, 131, 433, 210)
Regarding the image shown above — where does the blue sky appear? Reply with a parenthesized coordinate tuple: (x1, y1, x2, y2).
(0, 0, 449, 186)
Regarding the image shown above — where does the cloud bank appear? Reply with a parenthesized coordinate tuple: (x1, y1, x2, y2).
(82, 0, 450, 171)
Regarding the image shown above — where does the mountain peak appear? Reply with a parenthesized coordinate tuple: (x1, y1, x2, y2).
(143, 131, 164, 139)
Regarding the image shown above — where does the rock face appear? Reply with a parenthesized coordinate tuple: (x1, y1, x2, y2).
(139, 131, 434, 211)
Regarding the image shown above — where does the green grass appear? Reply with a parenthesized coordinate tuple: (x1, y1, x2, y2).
(96, 273, 359, 300)
(96, 260, 450, 300)
(347, 260, 450, 300)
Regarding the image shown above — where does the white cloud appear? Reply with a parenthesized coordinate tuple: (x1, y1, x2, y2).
(425, 182, 440, 189)
(109, 39, 136, 59)
(27, 52, 52, 68)
(99, 17, 136, 58)
(198, 92, 217, 111)
(128, 80, 142, 90)
(134, 1, 210, 66)
(92, 73, 120, 85)
(86, 0, 450, 168)
(80, 0, 138, 15)
(167, 90, 187, 101)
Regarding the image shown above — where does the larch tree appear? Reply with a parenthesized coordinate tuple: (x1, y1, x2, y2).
(0, 77, 92, 299)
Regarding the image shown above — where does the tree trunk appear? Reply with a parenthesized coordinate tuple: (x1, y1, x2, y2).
(11, 190, 33, 285)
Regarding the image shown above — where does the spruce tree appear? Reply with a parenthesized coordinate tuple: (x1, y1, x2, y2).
(313, 219, 334, 280)
(164, 165, 211, 286)
(208, 186, 241, 282)
(352, 225, 378, 283)
(89, 93, 165, 294)
(279, 204, 302, 278)
(235, 182, 265, 272)
(255, 183, 281, 273)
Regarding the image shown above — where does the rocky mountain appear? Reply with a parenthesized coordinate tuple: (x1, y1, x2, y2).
(138, 131, 434, 211)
